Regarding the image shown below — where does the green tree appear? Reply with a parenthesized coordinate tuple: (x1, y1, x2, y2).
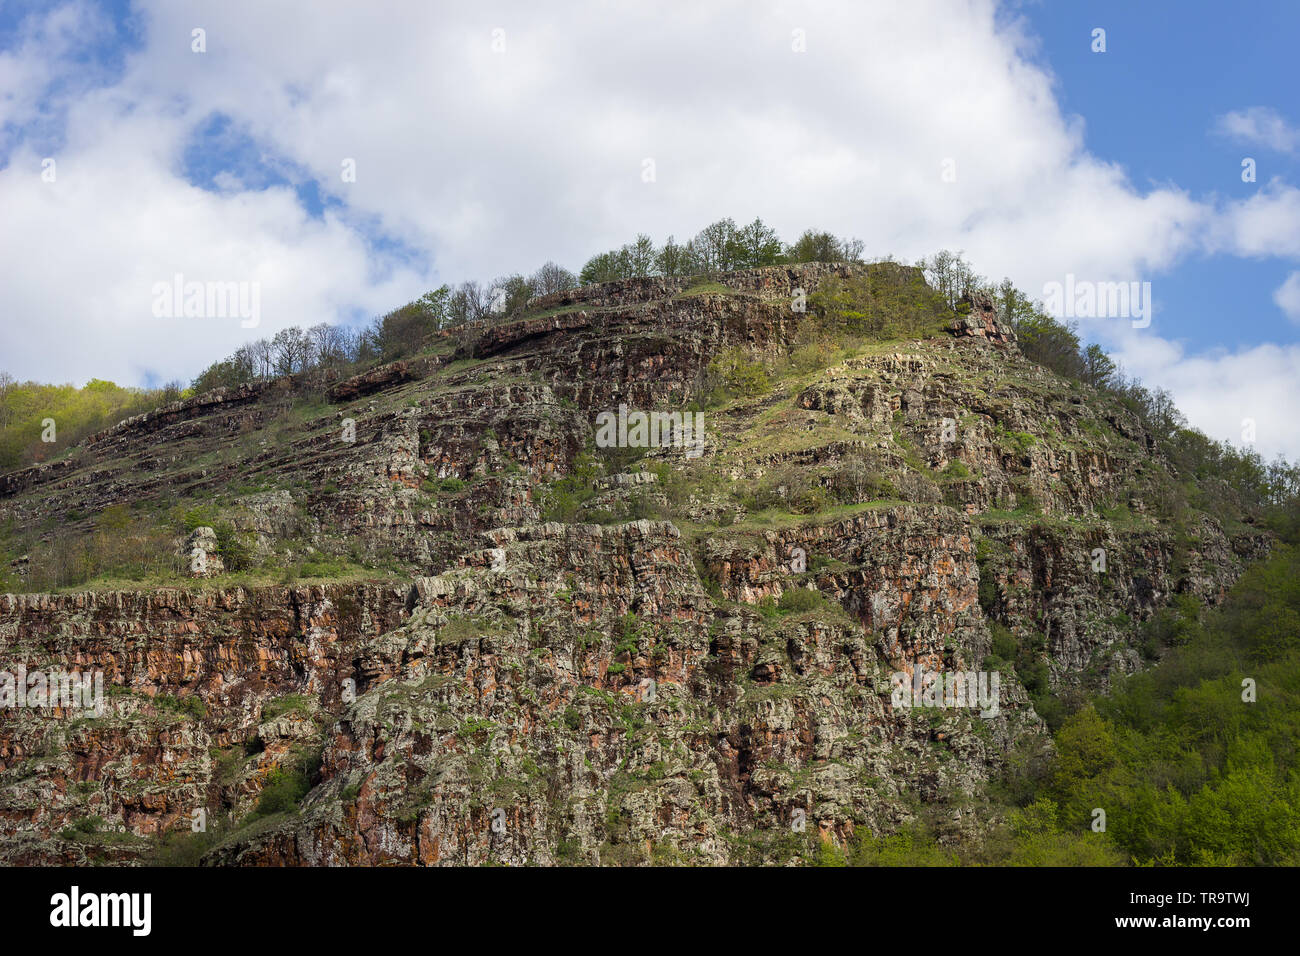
(1082, 344, 1117, 388)
(785, 229, 847, 264)
(730, 217, 783, 268)
(655, 236, 690, 276)
(693, 217, 741, 273)
(580, 248, 632, 284)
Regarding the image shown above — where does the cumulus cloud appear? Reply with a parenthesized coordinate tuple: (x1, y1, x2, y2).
(0, 107, 426, 385)
(1274, 272, 1300, 323)
(1111, 331, 1300, 462)
(0, 0, 1297, 458)
(0, 0, 113, 147)
(1215, 106, 1300, 155)
(1208, 183, 1300, 259)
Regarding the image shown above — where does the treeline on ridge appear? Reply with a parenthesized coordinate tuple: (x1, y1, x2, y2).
(1, 218, 1295, 522)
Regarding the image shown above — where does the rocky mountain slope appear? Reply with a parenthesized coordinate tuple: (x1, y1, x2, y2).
(0, 262, 1271, 865)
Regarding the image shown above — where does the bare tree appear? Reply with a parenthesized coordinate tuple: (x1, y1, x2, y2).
(271, 326, 311, 376)
(448, 281, 492, 326)
(231, 344, 257, 381)
(486, 274, 533, 317)
(839, 236, 865, 262)
(308, 322, 350, 368)
(920, 250, 984, 311)
(529, 262, 578, 296)
(250, 338, 275, 379)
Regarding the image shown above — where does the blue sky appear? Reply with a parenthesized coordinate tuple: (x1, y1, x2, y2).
(1015, 0, 1300, 353)
(0, 0, 1297, 457)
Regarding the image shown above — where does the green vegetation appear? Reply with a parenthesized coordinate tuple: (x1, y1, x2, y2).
(537, 453, 601, 522)
(6, 232, 1300, 871)
(183, 506, 252, 571)
(0, 502, 184, 591)
(154, 693, 207, 721)
(248, 746, 321, 821)
(1027, 539, 1300, 864)
(0, 375, 186, 472)
(579, 217, 862, 283)
(147, 826, 221, 866)
(675, 281, 740, 298)
(60, 815, 107, 838)
(846, 825, 962, 866)
(774, 587, 830, 614)
(439, 614, 507, 644)
(807, 261, 950, 340)
(0, 483, 404, 593)
(261, 693, 312, 722)
(879, 530, 1300, 866)
(706, 348, 770, 401)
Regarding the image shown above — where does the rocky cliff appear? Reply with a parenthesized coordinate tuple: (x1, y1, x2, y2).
(0, 262, 1270, 864)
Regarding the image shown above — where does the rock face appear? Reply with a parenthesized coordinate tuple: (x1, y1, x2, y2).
(327, 361, 414, 402)
(951, 292, 1017, 346)
(184, 527, 225, 577)
(0, 262, 1272, 865)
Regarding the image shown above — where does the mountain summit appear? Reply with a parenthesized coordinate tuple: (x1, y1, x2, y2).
(0, 262, 1273, 865)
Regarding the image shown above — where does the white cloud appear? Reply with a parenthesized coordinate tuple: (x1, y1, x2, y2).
(0, 99, 425, 385)
(0, 0, 109, 138)
(1111, 332, 1300, 462)
(1214, 106, 1300, 155)
(1274, 272, 1300, 323)
(1208, 183, 1300, 259)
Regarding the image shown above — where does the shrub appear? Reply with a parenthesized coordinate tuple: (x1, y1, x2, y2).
(746, 466, 832, 514)
(155, 694, 206, 720)
(65, 815, 106, 836)
(249, 747, 320, 820)
(149, 826, 220, 866)
(182, 506, 221, 532)
(261, 693, 310, 722)
(706, 349, 770, 401)
(808, 263, 949, 340)
(253, 768, 310, 817)
(213, 521, 251, 571)
(990, 623, 1017, 662)
(777, 587, 828, 614)
(833, 453, 898, 503)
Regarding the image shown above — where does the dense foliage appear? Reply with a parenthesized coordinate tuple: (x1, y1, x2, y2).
(1010, 524, 1300, 865)
(578, 218, 863, 282)
(0, 375, 184, 471)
